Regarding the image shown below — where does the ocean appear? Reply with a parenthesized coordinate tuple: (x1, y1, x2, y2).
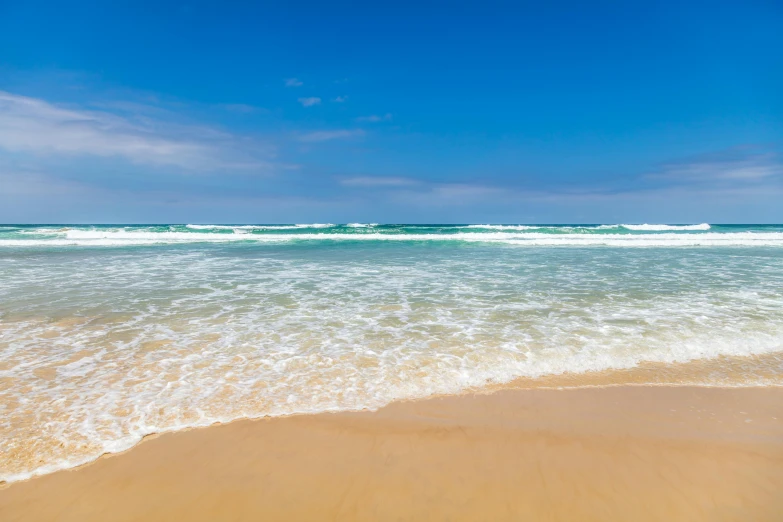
(1, 223, 782, 482)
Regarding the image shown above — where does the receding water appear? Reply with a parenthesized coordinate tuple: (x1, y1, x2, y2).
(1, 224, 782, 482)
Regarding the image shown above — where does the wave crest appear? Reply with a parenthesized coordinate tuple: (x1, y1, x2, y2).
(621, 223, 711, 231)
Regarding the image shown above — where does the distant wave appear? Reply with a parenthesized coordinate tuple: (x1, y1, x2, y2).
(466, 224, 623, 231)
(467, 224, 711, 231)
(621, 223, 711, 231)
(467, 224, 544, 230)
(186, 224, 332, 230)
(187, 224, 268, 230)
(1, 229, 782, 247)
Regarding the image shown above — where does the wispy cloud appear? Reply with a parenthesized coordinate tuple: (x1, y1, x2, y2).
(0, 90, 275, 171)
(382, 147, 783, 211)
(340, 177, 507, 201)
(332, 96, 348, 103)
(340, 176, 419, 187)
(356, 113, 392, 122)
(298, 97, 321, 107)
(298, 129, 364, 143)
(285, 78, 303, 87)
(649, 146, 783, 186)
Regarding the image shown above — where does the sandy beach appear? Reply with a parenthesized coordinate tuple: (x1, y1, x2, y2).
(2, 0, 781, 518)
(2, 385, 782, 521)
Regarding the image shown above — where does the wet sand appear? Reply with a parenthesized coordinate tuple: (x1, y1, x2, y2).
(2, 386, 783, 521)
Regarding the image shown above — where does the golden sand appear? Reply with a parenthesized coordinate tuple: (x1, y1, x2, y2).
(495, 351, 783, 390)
(2, 385, 782, 521)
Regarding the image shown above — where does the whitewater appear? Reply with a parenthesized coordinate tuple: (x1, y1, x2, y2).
(2, 223, 783, 247)
(1, 223, 782, 483)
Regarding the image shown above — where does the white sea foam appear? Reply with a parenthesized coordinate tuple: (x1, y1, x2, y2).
(186, 223, 337, 230)
(2, 241, 783, 483)
(466, 224, 541, 230)
(466, 224, 623, 230)
(621, 223, 711, 231)
(468, 224, 711, 231)
(1, 245, 783, 483)
(187, 224, 303, 230)
(18, 227, 69, 234)
(1, 229, 782, 247)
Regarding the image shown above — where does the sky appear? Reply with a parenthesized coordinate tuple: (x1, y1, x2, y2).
(0, 1, 781, 223)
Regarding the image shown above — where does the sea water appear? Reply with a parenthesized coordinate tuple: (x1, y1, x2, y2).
(1, 224, 782, 482)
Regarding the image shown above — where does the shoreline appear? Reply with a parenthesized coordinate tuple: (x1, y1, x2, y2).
(3, 349, 783, 486)
(2, 385, 782, 521)
(3, 384, 782, 488)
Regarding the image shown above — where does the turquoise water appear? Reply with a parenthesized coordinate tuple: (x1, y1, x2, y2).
(1, 223, 783, 482)
(2, 223, 783, 246)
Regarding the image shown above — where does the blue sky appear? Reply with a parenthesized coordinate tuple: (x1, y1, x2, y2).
(0, 1, 781, 223)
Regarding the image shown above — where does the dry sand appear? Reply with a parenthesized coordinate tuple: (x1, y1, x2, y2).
(2, 386, 783, 521)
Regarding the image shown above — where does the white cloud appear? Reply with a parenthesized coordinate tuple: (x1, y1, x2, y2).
(340, 176, 419, 186)
(650, 148, 783, 185)
(332, 96, 348, 103)
(298, 97, 321, 107)
(285, 78, 303, 87)
(356, 113, 392, 122)
(298, 129, 364, 143)
(0, 90, 274, 170)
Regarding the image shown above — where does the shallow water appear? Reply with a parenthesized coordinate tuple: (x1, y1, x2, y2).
(1, 224, 783, 482)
